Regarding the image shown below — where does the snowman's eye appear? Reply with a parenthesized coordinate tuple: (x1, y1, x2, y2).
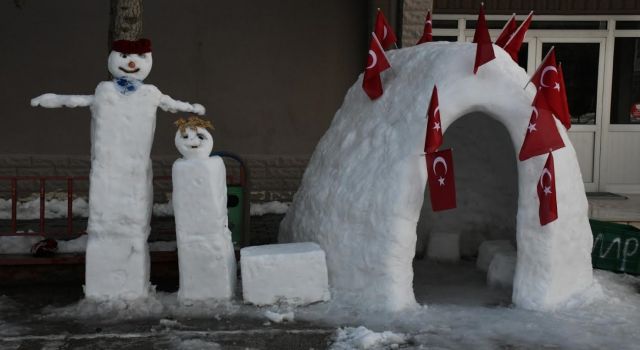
(197, 133, 206, 140)
(182, 134, 188, 139)
(120, 53, 128, 59)
(139, 53, 147, 59)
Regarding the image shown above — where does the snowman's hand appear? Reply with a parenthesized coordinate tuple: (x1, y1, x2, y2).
(160, 95, 206, 115)
(192, 103, 205, 115)
(31, 94, 93, 108)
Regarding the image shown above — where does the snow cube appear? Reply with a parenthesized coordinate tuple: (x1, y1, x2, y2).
(476, 240, 515, 272)
(487, 251, 517, 288)
(427, 232, 460, 262)
(240, 242, 330, 306)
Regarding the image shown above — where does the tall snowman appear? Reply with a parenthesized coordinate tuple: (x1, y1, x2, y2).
(172, 117, 236, 302)
(31, 39, 205, 300)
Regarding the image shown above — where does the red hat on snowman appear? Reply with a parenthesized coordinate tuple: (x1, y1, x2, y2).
(112, 38, 152, 54)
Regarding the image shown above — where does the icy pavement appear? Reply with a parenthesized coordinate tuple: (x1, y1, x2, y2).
(0, 259, 638, 349)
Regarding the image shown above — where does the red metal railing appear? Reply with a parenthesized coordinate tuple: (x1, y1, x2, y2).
(0, 176, 172, 238)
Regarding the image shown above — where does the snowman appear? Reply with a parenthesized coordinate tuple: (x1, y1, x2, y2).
(31, 39, 205, 300)
(172, 117, 236, 302)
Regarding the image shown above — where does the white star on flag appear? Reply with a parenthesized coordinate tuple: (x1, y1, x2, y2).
(438, 177, 446, 186)
(433, 122, 441, 131)
(554, 83, 560, 91)
(544, 186, 552, 195)
(528, 123, 537, 133)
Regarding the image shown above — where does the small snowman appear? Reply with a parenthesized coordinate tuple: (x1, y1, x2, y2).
(172, 117, 236, 302)
(31, 39, 205, 300)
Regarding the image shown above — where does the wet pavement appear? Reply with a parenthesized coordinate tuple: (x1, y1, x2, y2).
(0, 284, 335, 350)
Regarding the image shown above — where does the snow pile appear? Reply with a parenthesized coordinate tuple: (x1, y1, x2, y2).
(0, 197, 88, 219)
(240, 242, 330, 306)
(264, 310, 295, 323)
(427, 232, 461, 262)
(476, 240, 515, 272)
(280, 42, 593, 311)
(250, 201, 290, 216)
(330, 326, 407, 350)
(487, 251, 517, 288)
(173, 156, 236, 302)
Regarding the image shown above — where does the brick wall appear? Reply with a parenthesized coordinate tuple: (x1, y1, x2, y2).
(401, 0, 433, 48)
(0, 154, 309, 203)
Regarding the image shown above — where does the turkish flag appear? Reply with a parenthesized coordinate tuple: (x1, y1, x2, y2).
(374, 9, 397, 49)
(362, 33, 391, 100)
(537, 152, 558, 225)
(416, 10, 433, 45)
(503, 11, 533, 61)
(473, 4, 495, 74)
(425, 86, 443, 153)
(426, 149, 456, 211)
(519, 92, 565, 161)
(495, 14, 517, 48)
(530, 48, 571, 130)
(557, 63, 572, 129)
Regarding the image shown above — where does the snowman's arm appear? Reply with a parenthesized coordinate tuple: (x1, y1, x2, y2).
(159, 94, 205, 115)
(31, 93, 94, 108)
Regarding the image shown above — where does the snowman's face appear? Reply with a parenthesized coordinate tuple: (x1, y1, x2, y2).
(175, 127, 214, 159)
(107, 50, 153, 81)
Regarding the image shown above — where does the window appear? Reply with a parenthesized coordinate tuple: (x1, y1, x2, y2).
(611, 38, 640, 124)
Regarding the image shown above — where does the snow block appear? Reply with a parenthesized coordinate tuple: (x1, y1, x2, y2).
(173, 157, 236, 301)
(84, 236, 150, 300)
(476, 240, 515, 272)
(487, 251, 517, 288)
(240, 242, 330, 306)
(427, 232, 460, 262)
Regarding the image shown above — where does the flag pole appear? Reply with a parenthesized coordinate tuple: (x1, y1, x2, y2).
(524, 45, 554, 89)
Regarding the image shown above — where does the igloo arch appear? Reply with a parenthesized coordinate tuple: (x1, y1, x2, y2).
(279, 42, 593, 312)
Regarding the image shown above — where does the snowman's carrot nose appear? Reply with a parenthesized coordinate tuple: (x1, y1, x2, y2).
(128, 61, 136, 69)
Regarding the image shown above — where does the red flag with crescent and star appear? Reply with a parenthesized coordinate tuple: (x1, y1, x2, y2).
(425, 86, 443, 153)
(362, 33, 391, 100)
(503, 11, 533, 61)
(495, 13, 517, 48)
(426, 149, 457, 211)
(537, 152, 558, 225)
(417, 10, 433, 45)
(529, 47, 571, 129)
(519, 92, 565, 161)
(473, 4, 495, 74)
(374, 9, 397, 49)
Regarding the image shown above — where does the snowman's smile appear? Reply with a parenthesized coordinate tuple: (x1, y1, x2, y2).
(119, 67, 141, 73)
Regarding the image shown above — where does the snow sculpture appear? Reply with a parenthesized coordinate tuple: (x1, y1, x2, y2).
(31, 39, 205, 300)
(172, 117, 236, 302)
(240, 242, 330, 306)
(280, 42, 593, 311)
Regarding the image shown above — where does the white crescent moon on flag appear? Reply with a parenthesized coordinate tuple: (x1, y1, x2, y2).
(540, 66, 558, 88)
(433, 156, 448, 175)
(383, 26, 388, 40)
(539, 168, 552, 187)
(433, 106, 440, 118)
(367, 50, 377, 70)
(532, 107, 539, 120)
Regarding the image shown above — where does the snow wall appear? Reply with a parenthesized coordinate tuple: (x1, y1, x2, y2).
(279, 42, 593, 312)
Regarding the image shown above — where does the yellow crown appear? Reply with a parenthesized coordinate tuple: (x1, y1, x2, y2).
(174, 116, 214, 134)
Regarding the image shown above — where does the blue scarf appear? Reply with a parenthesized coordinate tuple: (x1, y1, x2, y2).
(113, 77, 142, 95)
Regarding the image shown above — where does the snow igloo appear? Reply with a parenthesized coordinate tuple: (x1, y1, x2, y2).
(279, 42, 593, 312)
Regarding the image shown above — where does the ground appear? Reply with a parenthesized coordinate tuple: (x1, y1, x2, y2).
(0, 256, 638, 350)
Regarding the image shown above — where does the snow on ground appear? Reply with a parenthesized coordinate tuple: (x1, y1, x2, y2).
(23, 259, 640, 349)
(0, 234, 176, 254)
(329, 326, 407, 350)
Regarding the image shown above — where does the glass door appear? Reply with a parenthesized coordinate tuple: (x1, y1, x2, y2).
(536, 38, 606, 192)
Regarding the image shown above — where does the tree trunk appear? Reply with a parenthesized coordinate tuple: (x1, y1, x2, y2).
(108, 0, 143, 49)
